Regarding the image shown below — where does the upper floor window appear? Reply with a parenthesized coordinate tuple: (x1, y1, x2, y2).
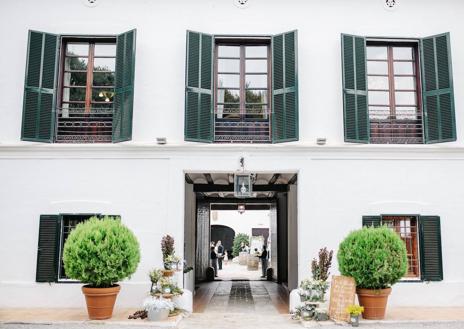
(21, 29, 136, 143)
(367, 43, 422, 144)
(342, 33, 456, 144)
(184, 31, 298, 144)
(215, 42, 271, 142)
(58, 39, 116, 142)
(362, 215, 443, 281)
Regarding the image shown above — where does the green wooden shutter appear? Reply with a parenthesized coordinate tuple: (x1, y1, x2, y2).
(36, 215, 61, 282)
(362, 215, 381, 227)
(341, 34, 369, 143)
(272, 30, 298, 143)
(419, 216, 443, 281)
(21, 30, 59, 142)
(113, 29, 137, 142)
(184, 31, 213, 142)
(420, 33, 456, 143)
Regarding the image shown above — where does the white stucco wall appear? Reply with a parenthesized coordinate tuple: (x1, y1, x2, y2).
(1, 0, 464, 308)
(212, 210, 270, 239)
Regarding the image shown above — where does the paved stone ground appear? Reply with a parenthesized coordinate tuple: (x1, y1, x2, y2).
(2, 321, 464, 329)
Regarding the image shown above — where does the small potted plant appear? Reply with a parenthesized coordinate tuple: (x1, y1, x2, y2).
(149, 268, 163, 293)
(143, 297, 174, 321)
(346, 305, 364, 327)
(338, 226, 407, 319)
(63, 216, 140, 319)
(161, 235, 176, 275)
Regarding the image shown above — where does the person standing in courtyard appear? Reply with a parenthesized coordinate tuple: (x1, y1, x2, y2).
(259, 245, 268, 278)
(216, 240, 224, 270)
(210, 246, 218, 277)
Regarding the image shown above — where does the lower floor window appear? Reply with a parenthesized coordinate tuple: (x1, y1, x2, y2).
(58, 214, 96, 280)
(382, 215, 420, 278)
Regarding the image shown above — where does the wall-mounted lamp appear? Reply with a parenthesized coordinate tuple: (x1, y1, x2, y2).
(234, 173, 252, 198)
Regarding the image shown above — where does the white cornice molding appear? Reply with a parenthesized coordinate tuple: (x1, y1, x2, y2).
(0, 142, 464, 160)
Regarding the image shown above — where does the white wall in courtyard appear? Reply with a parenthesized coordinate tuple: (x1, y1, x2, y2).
(211, 210, 270, 240)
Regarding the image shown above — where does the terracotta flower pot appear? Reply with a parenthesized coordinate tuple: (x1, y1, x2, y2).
(356, 287, 391, 320)
(82, 284, 121, 320)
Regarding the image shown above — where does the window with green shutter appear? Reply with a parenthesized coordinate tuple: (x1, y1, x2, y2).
(341, 32, 455, 144)
(184, 30, 298, 143)
(361, 214, 443, 281)
(36, 213, 118, 283)
(21, 29, 136, 143)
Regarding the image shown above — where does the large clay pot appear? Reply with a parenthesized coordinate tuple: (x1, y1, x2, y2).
(356, 287, 391, 320)
(82, 285, 121, 320)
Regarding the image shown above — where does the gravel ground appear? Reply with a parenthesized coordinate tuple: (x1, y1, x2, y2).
(1, 321, 464, 329)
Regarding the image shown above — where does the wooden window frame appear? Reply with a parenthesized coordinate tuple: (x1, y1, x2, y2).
(56, 36, 116, 143)
(381, 214, 421, 280)
(213, 37, 272, 143)
(366, 39, 424, 144)
(56, 213, 100, 282)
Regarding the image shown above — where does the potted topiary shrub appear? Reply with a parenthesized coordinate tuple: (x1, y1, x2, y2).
(63, 216, 140, 320)
(337, 226, 407, 320)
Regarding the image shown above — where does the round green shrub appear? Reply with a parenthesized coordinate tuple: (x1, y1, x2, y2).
(232, 233, 250, 257)
(63, 216, 140, 288)
(337, 226, 408, 289)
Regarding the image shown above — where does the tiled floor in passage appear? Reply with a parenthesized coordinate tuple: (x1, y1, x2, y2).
(194, 280, 288, 314)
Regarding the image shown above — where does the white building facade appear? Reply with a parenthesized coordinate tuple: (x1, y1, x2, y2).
(1, 0, 464, 309)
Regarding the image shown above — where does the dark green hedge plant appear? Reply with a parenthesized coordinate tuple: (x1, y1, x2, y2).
(63, 216, 140, 288)
(337, 226, 408, 289)
(232, 233, 250, 257)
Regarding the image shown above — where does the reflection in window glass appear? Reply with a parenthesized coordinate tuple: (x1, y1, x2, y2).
(93, 72, 115, 87)
(94, 58, 115, 72)
(64, 72, 87, 87)
(217, 89, 240, 103)
(245, 46, 267, 58)
(218, 46, 240, 57)
(65, 57, 88, 71)
(366, 46, 387, 60)
(245, 60, 267, 73)
(94, 44, 117, 57)
(368, 76, 389, 90)
(367, 61, 388, 75)
(395, 92, 416, 105)
(393, 47, 413, 60)
(368, 91, 390, 105)
(245, 74, 268, 89)
(66, 43, 89, 56)
(394, 62, 414, 75)
(246, 90, 267, 103)
(217, 74, 240, 88)
(394, 76, 416, 90)
(218, 59, 240, 73)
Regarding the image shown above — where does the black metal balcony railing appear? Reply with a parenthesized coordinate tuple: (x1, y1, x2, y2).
(369, 107, 423, 144)
(214, 107, 271, 143)
(56, 107, 113, 143)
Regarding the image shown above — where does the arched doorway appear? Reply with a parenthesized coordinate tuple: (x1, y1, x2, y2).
(210, 224, 235, 252)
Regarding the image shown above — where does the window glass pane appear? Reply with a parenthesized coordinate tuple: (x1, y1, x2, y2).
(393, 47, 413, 60)
(92, 89, 114, 102)
(369, 106, 389, 120)
(218, 59, 240, 73)
(94, 58, 115, 72)
(246, 104, 268, 116)
(246, 60, 267, 73)
(217, 89, 240, 103)
(395, 76, 416, 90)
(394, 62, 414, 75)
(217, 103, 240, 119)
(368, 91, 389, 105)
(218, 46, 240, 57)
(217, 74, 240, 88)
(64, 72, 87, 86)
(245, 74, 268, 88)
(396, 107, 418, 120)
(368, 76, 389, 90)
(246, 90, 267, 103)
(65, 57, 88, 71)
(94, 44, 116, 56)
(66, 43, 89, 56)
(366, 46, 387, 60)
(245, 46, 267, 58)
(367, 61, 388, 74)
(64, 87, 86, 101)
(93, 72, 115, 87)
(395, 91, 416, 105)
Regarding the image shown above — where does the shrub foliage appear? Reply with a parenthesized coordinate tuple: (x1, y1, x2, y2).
(63, 216, 140, 287)
(232, 233, 250, 257)
(337, 226, 408, 289)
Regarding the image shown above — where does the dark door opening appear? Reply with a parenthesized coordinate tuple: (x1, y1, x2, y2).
(184, 172, 298, 293)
